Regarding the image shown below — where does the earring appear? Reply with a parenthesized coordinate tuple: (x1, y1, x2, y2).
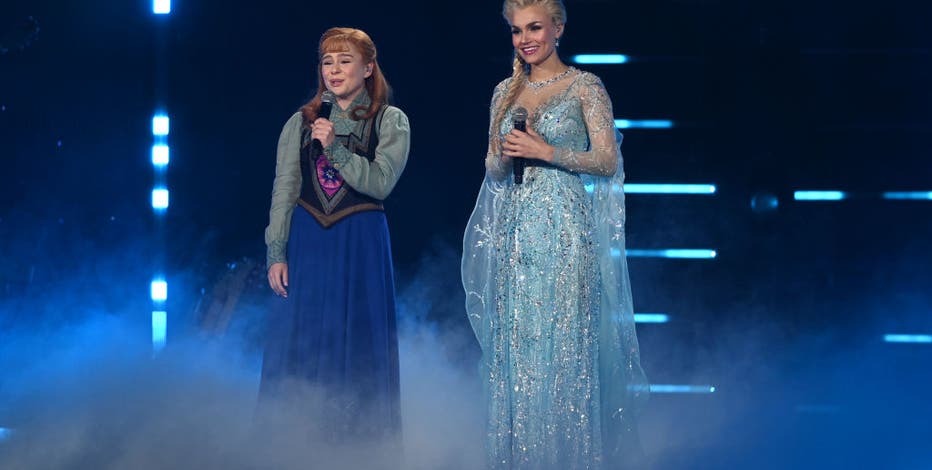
(555, 37, 561, 47)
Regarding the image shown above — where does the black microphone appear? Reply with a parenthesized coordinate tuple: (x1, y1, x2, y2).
(512, 106, 528, 185)
(312, 91, 336, 156)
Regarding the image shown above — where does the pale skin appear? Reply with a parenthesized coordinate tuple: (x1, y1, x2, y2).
(501, 5, 567, 164)
(268, 45, 374, 297)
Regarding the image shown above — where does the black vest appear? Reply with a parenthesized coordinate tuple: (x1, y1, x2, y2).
(298, 107, 386, 228)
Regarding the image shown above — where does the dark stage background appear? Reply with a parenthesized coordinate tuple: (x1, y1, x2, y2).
(1, 0, 931, 468)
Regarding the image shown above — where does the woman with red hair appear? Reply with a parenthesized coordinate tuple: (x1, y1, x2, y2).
(261, 27, 409, 444)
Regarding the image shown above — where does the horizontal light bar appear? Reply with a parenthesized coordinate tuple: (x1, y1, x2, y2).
(615, 119, 674, 129)
(585, 183, 717, 195)
(153, 0, 171, 14)
(151, 144, 170, 167)
(621, 249, 717, 259)
(572, 54, 629, 64)
(150, 279, 167, 302)
(152, 187, 169, 210)
(624, 184, 717, 194)
(152, 114, 170, 136)
(634, 313, 669, 323)
(650, 384, 716, 394)
(794, 191, 847, 201)
(883, 191, 932, 200)
(152, 311, 167, 351)
(884, 334, 932, 343)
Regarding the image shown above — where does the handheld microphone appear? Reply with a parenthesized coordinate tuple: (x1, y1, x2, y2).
(312, 91, 336, 156)
(512, 106, 528, 185)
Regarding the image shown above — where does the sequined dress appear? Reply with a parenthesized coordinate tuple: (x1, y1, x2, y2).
(462, 69, 648, 469)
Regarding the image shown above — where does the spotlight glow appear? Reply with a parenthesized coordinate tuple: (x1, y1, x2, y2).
(572, 54, 629, 64)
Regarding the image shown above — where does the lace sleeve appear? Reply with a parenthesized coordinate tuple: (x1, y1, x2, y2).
(484, 79, 512, 181)
(552, 74, 619, 177)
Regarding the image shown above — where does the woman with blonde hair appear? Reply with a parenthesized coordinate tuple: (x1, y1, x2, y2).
(462, 0, 648, 467)
(261, 27, 409, 442)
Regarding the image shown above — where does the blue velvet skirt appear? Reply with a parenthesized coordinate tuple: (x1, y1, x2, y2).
(260, 207, 401, 439)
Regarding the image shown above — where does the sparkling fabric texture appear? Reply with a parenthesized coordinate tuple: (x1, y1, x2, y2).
(462, 69, 648, 469)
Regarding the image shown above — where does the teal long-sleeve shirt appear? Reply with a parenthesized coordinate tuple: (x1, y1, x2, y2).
(264, 96, 411, 270)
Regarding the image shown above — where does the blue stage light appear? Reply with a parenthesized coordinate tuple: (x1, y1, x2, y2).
(151, 144, 169, 168)
(572, 54, 629, 64)
(882, 191, 932, 200)
(152, 114, 170, 136)
(151, 187, 169, 210)
(153, 0, 171, 14)
(794, 191, 846, 201)
(152, 311, 167, 351)
(634, 313, 670, 323)
(615, 119, 674, 129)
(150, 279, 167, 302)
(884, 334, 932, 343)
(622, 249, 717, 259)
(649, 384, 716, 394)
(624, 184, 716, 194)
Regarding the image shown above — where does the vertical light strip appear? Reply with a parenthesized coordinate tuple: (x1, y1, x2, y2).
(151, 111, 169, 351)
(152, 311, 167, 352)
(151, 0, 171, 353)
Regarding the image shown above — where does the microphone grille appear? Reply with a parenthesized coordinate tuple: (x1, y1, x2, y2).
(513, 106, 528, 121)
(321, 91, 336, 104)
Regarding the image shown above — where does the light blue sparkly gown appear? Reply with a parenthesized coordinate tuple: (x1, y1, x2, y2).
(462, 69, 648, 469)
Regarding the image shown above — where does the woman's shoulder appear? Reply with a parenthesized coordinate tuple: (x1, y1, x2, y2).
(284, 110, 304, 127)
(379, 105, 410, 131)
(494, 76, 515, 94)
(573, 68, 606, 88)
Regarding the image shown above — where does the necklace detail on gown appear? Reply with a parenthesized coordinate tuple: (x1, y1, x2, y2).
(526, 67, 575, 91)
